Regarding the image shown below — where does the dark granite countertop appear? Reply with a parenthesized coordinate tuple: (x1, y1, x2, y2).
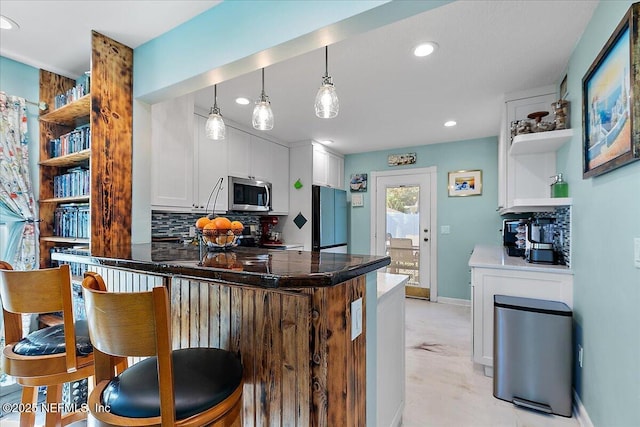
(90, 243, 390, 288)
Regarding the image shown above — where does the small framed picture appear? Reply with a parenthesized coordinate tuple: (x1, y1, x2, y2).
(388, 152, 416, 166)
(351, 193, 364, 207)
(448, 170, 482, 197)
(349, 173, 368, 192)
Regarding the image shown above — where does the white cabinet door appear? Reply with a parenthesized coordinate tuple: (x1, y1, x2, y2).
(227, 127, 251, 178)
(151, 94, 194, 208)
(194, 115, 228, 213)
(327, 152, 344, 189)
(312, 145, 328, 186)
(312, 144, 344, 189)
(250, 135, 273, 181)
(471, 267, 573, 372)
(270, 142, 289, 214)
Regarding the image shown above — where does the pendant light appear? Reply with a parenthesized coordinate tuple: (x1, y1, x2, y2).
(205, 84, 226, 140)
(252, 68, 274, 130)
(315, 46, 339, 119)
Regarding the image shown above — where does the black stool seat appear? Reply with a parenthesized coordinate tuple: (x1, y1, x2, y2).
(13, 319, 93, 356)
(102, 348, 243, 420)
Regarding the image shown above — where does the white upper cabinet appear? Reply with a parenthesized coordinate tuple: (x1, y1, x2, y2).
(195, 114, 228, 213)
(227, 127, 252, 178)
(152, 105, 289, 214)
(499, 86, 573, 214)
(151, 94, 194, 209)
(312, 143, 344, 189)
(269, 141, 290, 214)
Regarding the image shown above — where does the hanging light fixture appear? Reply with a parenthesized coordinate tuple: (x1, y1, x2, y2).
(205, 84, 226, 140)
(315, 46, 339, 119)
(252, 68, 274, 130)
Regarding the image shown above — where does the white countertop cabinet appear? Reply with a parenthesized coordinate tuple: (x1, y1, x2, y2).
(469, 245, 573, 376)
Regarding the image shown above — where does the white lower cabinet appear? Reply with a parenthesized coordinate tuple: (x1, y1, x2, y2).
(471, 266, 573, 376)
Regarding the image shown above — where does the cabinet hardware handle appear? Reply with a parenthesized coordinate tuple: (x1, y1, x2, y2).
(424, 238, 429, 242)
(424, 229, 428, 233)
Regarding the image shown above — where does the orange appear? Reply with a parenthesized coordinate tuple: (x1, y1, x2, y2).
(230, 221, 244, 232)
(213, 217, 232, 230)
(195, 217, 211, 229)
(203, 221, 218, 231)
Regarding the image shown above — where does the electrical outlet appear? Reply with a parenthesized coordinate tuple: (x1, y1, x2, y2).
(351, 298, 363, 340)
(634, 238, 640, 269)
(578, 345, 583, 368)
(189, 226, 196, 237)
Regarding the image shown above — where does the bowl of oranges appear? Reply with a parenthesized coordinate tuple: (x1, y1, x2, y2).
(195, 216, 244, 251)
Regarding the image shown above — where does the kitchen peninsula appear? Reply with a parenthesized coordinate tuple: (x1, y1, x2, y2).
(78, 243, 390, 426)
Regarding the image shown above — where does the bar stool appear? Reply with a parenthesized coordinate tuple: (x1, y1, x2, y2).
(0, 261, 95, 427)
(81, 273, 243, 427)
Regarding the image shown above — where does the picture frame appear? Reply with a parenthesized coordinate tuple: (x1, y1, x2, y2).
(349, 173, 368, 192)
(388, 152, 416, 166)
(448, 170, 482, 197)
(582, 3, 640, 178)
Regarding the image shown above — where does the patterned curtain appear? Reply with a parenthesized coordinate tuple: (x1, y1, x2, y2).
(0, 91, 38, 270)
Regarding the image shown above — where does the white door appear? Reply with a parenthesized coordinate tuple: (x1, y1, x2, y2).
(372, 168, 437, 300)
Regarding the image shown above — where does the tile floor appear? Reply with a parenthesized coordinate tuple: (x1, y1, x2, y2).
(403, 298, 579, 427)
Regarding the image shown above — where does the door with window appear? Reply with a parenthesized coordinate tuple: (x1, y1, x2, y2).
(372, 169, 436, 299)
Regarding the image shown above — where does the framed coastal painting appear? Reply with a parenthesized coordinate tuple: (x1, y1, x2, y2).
(582, 2, 640, 178)
(448, 170, 482, 197)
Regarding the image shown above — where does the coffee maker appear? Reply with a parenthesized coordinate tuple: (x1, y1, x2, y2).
(502, 219, 527, 257)
(525, 217, 559, 264)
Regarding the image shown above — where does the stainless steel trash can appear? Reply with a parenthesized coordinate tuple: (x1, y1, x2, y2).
(493, 295, 572, 417)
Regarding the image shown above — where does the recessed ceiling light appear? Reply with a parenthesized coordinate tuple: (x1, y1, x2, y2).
(413, 42, 438, 57)
(319, 139, 333, 145)
(444, 120, 457, 127)
(235, 97, 250, 105)
(0, 15, 19, 30)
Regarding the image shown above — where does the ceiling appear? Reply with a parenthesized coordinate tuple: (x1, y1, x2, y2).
(0, 1, 598, 155)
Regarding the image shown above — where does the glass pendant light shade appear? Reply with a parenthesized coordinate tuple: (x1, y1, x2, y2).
(206, 85, 226, 140)
(253, 68, 274, 130)
(315, 46, 339, 119)
(206, 109, 226, 140)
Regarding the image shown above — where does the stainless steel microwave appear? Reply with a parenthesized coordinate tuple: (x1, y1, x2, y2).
(228, 176, 271, 212)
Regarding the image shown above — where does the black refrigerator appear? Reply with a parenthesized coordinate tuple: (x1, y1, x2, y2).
(312, 185, 348, 251)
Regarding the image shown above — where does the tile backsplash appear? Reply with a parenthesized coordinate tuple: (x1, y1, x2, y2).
(533, 206, 571, 268)
(151, 211, 263, 239)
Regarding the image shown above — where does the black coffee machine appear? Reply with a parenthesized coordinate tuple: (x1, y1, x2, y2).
(525, 217, 560, 264)
(502, 219, 527, 257)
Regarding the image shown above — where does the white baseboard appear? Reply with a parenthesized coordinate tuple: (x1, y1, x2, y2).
(436, 296, 471, 307)
(573, 389, 593, 427)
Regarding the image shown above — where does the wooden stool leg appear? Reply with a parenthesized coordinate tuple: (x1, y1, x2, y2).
(44, 384, 63, 427)
(19, 386, 37, 427)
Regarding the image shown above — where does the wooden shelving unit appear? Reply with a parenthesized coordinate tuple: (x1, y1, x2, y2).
(38, 31, 133, 268)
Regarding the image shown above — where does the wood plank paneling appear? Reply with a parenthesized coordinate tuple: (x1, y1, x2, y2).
(170, 278, 312, 427)
(90, 31, 133, 259)
(92, 268, 363, 426)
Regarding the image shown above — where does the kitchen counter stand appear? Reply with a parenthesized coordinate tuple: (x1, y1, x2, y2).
(83, 244, 389, 426)
(469, 244, 573, 377)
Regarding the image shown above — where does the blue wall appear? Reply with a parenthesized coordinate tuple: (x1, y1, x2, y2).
(345, 136, 501, 300)
(557, 1, 640, 425)
(0, 56, 40, 199)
